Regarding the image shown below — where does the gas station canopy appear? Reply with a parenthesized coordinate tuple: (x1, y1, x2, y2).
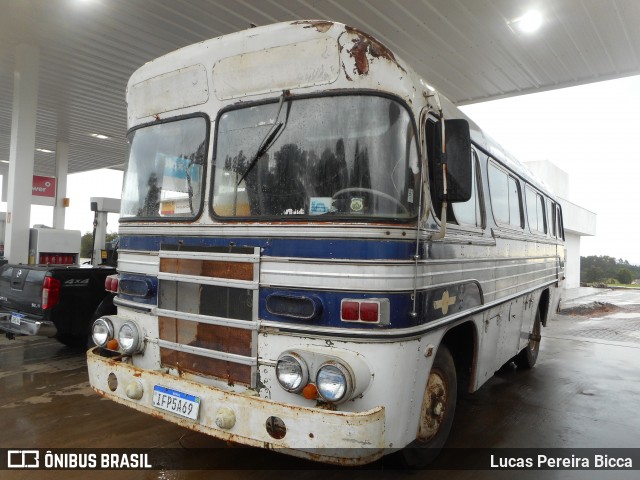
(1, 0, 639, 177)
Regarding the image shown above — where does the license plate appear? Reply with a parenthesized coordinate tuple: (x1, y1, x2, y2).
(10, 313, 24, 326)
(152, 385, 200, 420)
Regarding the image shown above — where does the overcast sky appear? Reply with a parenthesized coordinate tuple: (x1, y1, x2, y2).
(460, 74, 640, 264)
(19, 74, 640, 265)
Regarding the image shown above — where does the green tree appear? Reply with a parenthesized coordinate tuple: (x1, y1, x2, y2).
(80, 232, 118, 258)
(617, 268, 633, 285)
(581, 255, 640, 284)
(80, 232, 93, 258)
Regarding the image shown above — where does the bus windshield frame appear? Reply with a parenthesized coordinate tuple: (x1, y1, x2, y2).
(120, 114, 209, 222)
(211, 93, 420, 223)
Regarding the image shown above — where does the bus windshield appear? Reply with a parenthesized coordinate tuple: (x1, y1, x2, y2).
(213, 95, 419, 220)
(121, 116, 207, 220)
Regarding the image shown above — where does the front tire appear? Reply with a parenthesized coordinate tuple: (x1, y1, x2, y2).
(514, 309, 541, 369)
(400, 344, 457, 468)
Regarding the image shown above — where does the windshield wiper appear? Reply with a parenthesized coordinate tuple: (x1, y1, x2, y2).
(236, 92, 287, 186)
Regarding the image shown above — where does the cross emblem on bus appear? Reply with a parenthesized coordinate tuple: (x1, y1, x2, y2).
(434, 290, 456, 315)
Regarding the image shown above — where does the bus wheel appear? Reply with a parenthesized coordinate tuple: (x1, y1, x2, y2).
(400, 344, 457, 468)
(515, 309, 541, 369)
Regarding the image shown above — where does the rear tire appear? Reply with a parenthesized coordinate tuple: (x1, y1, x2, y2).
(399, 344, 457, 468)
(514, 309, 541, 369)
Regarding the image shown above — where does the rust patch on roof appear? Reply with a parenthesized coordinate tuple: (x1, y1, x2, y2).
(345, 25, 407, 75)
(291, 20, 334, 33)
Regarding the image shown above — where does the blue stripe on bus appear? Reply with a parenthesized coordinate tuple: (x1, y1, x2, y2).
(259, 288, 418, 329)
(259, 282, 482, 329)
(116, 275, 482, 330)
(119, 235, 417, 261)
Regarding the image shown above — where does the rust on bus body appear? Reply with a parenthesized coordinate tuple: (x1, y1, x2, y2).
(160, 258, 253, 281)
(345, 25, 407, 76)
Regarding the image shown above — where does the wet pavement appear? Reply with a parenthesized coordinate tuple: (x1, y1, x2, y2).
(2, 289, 640, 479)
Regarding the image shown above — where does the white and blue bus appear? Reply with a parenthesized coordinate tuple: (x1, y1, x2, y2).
(88, 20, 565, 466)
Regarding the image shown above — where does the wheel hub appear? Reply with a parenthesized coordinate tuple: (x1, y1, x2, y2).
(417, 370, 448, 442)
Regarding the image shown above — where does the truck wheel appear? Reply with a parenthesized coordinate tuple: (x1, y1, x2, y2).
(514, 309, 541, 369)
(86, 294, 116, 349)
(400, 344, 457, 468)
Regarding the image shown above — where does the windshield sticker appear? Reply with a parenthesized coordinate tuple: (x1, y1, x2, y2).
(161, 201, 176, 215)
(283, 208, 305, 215)
(350, 197, 364, 212)
(158, 153, 200, 194)
(408, 188, 414, 203)
(310, 197, 333, 215)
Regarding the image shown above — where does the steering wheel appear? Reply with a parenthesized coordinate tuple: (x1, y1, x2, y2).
(331, 187, 409, 215)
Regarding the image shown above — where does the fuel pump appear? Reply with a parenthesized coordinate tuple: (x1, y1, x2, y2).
(89, 197, 120, 267)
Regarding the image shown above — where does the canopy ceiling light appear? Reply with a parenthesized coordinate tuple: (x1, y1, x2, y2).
(509, 10, 544, 34)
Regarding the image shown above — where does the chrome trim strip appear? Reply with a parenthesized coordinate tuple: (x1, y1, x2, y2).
(157, 272, 258, 289)
(155, 308, 256, 330)
(156, 339, 257, 366)
(113, 296, 154, 311)
(260, 255, 560, 292)
(118, 224, 421, 240)
(118, 250, 159, 275)
(159, 250, 260, 263)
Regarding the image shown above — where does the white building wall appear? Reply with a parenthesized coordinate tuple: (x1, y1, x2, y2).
(564, 233, 581, 288)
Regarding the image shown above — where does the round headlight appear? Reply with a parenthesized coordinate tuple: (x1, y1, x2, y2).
(118, 321, 141, 354)
(316, 362, 352, 403)
(276, 353, 308, 392)
(91, 318, 113, 347)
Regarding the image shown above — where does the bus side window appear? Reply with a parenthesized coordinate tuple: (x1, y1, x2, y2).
(526, 186, 547, 234)
(548, 200, 556, 237)
(488, 161, 523, 229)
(508, 176, 522, 228)
(450, 150, 483, 227)
(556, 204, 565, 240)
(488, 162, 509, 225)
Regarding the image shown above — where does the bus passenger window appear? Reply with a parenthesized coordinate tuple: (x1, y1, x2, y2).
(526, 187, 547, 234)
(549, 200, 557, 237)
(508, 177, 522, 228)
(489, 161, 522, 229)
(556, 205, 565, 240)
(451, 151, 483, 227)
(488, 163, 509, 225)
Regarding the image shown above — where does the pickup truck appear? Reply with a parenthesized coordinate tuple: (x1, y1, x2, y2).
(0, 264, 116, 347)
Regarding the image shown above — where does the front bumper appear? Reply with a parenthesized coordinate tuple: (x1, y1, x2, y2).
(0, 311, 56, 337)
(87, 347, 386, 466)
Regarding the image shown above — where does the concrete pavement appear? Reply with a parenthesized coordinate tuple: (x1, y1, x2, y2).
(1, 288, 640, 479)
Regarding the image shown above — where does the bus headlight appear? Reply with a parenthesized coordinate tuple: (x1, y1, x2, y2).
(276, 353, 308, 392)
(118, 321, 143, 354)
(316, 362, 353, 403)
(91, 318, 113, 347)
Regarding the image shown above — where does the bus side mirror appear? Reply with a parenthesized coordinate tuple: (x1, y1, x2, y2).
(434, 119, 472, 203)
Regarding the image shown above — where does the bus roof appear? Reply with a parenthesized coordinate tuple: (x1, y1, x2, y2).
(126, 20, 556, 199)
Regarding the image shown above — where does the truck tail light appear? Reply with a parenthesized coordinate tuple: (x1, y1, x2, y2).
(105, 274, 119, 293)
(42, 276, 61, 310)
(340, 298, 389, 324)
(340, 301, 360, 321)
(359, 302, 379, 322)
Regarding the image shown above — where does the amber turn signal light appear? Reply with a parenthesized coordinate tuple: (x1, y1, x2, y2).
(302, 383, 318, 400)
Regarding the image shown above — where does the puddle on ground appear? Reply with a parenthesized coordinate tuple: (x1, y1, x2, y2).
(1, 381, 93, 408)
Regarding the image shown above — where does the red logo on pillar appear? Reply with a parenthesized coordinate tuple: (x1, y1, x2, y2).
(32, 176, 56, 198)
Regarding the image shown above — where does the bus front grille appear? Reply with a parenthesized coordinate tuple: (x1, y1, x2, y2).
(156, 245, 260, 387)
